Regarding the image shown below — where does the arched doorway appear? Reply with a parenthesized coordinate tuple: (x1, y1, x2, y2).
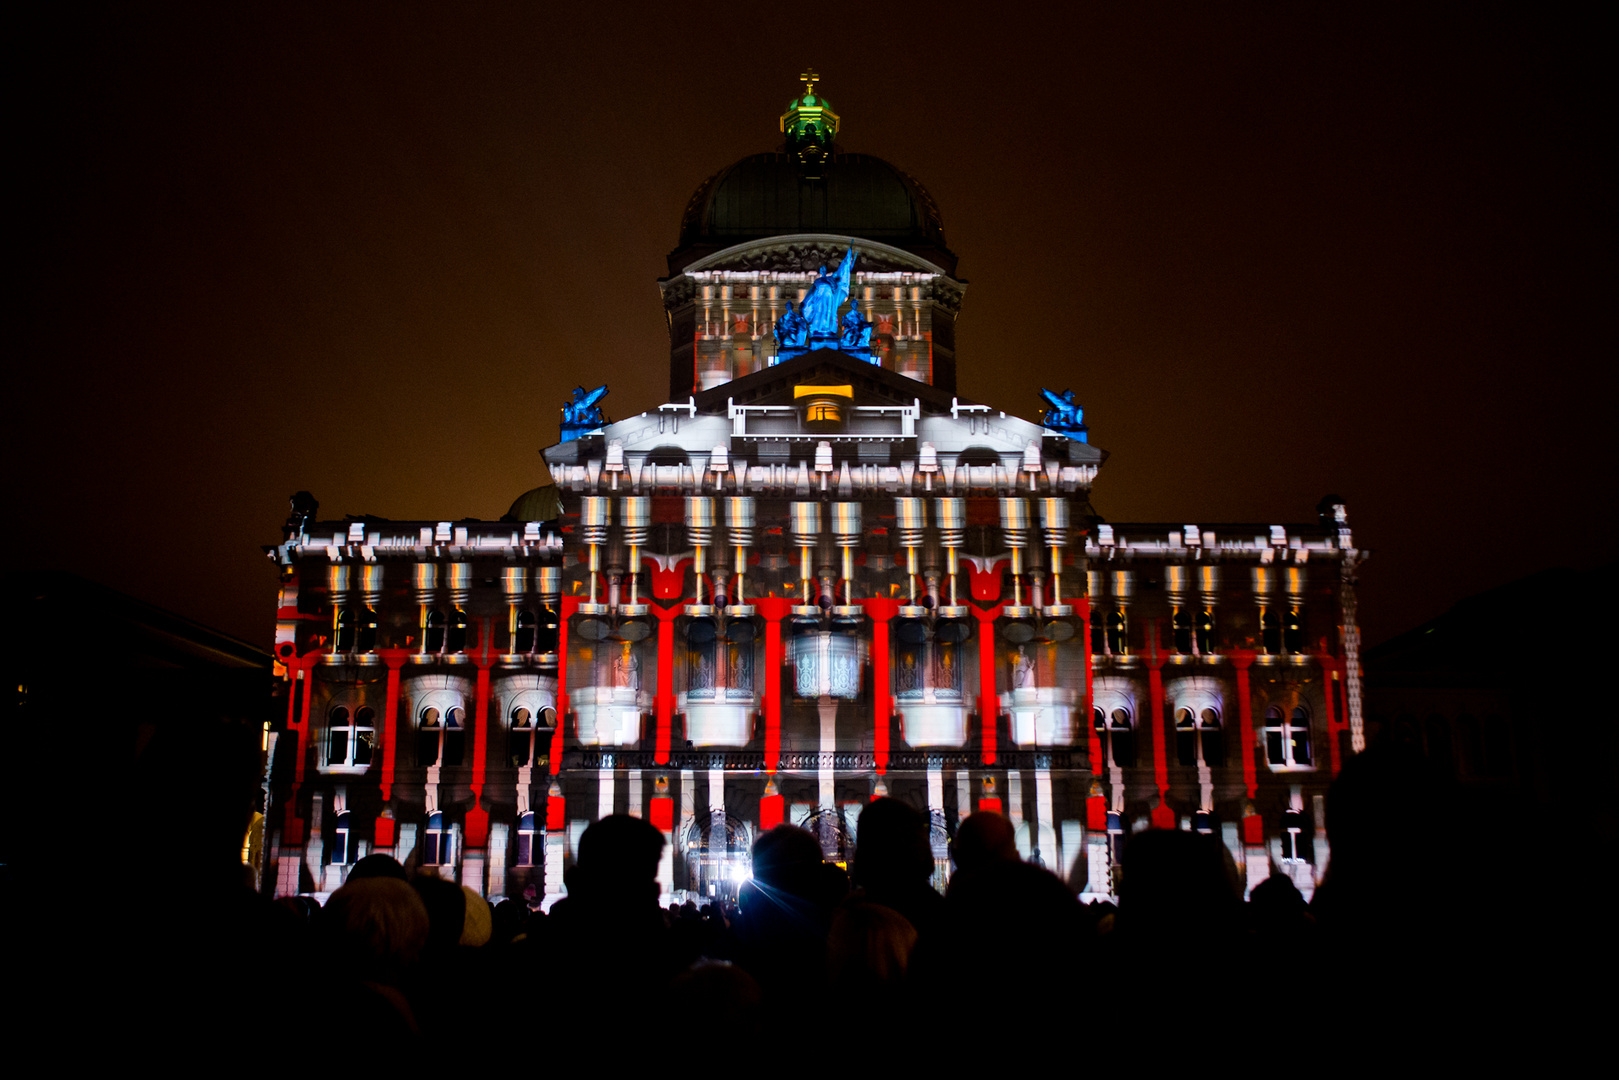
(683, 812, 751, 903)
(801, 808, 854, 868)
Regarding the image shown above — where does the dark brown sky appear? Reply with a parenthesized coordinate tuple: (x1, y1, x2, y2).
(13, 3, 1610, 649)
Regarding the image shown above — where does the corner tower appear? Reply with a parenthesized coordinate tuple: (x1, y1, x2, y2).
(663, 74, 964, 400)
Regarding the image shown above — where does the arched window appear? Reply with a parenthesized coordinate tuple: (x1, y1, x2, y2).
(515, 610, 537, 654)
(1173, 608, 1194, 654)
(1195, 608, 1216, 655)
(1265, 706, 1312, 769)
(357, 608, 378, 653)
(328, 705, 375, 770)
(1094, 706, 1136, 768)
(1106, 610, 1128, 655)
(425, 609, 447, 654)
(447, 609, 469, 654)
(424, 812, 452, 865)
(1176, 707, 1224, 767)
(417, 705, 466, 767)
(1261, 610, 1282, 655)
(335, 609, 357, 652)
(1283, 607, 1304, 654)
(516, 811, 537, 867)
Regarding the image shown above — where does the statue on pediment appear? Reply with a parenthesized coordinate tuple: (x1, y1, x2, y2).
(559, 384, 608, 443)
(774, 302, 808, 350)
(839, 304, 873, 351)
(1039, 387, 1086, 434)
(803, 247, 856, 337)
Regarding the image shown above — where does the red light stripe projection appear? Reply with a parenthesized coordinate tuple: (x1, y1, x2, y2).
(1229, 651, 1258, 801)
(465, 620, 494, 848)
(551, 596, 580, 775)
(860, 597, 900, 774)
(377, 649, 411, 801)
(972, 604, 1004, 766)
(653, 602, 681, 765)
(1144, 620, 1174, 829)
(1318, 656, 1342, 777)
(757, 598, 791, 773)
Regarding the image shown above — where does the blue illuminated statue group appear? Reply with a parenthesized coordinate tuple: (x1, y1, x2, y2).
(773, 247, 874, 364)
(559, 384, 608, 443)
(1039, 387, 1087, 441)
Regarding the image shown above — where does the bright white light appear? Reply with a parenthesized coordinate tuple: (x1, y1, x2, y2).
(729, 863, 747, 883)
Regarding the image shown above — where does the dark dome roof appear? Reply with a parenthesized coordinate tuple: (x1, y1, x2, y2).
(672, 152, 954, 274)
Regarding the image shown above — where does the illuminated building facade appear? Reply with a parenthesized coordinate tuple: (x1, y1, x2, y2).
(262, 78, 1367, 905)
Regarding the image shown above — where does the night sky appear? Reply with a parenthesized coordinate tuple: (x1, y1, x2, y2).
(13, 4, 1609, 651)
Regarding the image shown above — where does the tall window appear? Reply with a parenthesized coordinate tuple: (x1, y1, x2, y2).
(1173, 608, 1194, 654)
(1280, 810, 1314, 862)
(425, 609, 446, 653)
(357, 608, 378, 653)
(447, 609, 469, 653)
(515, 610, 537, 653)
(1106, 610, 1128, 655)
(331, 811, 360, 865)
(328, 706, 375, 769)
(1089, 609, 1106, 655)
(1175, 707, 1224, 767)
(516, 811, 537, 866)
(1093, 707, 1136, 768)
(1195, 608, 1216, 654)
(418, 706, 466, 767)
(424, 812, 452, 865)
(1261, 610, 1282, 655)
(335, 609, 356, 652)
(1265, 706, 1312, 768)
(1283, 607, 1304, 654)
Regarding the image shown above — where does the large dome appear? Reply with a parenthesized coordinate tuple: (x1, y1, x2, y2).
(669, 151, 956, 275)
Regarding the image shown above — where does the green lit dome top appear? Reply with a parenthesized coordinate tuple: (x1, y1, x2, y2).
(670, 73, 954, 275)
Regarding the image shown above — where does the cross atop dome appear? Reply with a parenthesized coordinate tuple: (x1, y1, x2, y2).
(799, 68, 820, 97)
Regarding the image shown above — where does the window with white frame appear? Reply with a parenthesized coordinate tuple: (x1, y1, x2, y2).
(424, 811, 453, 865)
(1265, 706, 1313, 769)
(331, 811, 361, 865)
(328, 705, 375, 770)
(516, 811, 537, 866)
(417, 705, 466, 767)
(1175, 706, 1224, 767)
(1280, 809, 1314, 862)
(1093, 706, 1136, 768)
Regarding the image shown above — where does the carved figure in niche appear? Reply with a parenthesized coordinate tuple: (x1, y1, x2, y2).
(1013, 648, 1036, 689)
(1038, 388, 1085, 432)
(802, 247, 856, 336)
(774, 302, 808, 349)
(612, 644, 640, 691)
(839, 304, 873, 351)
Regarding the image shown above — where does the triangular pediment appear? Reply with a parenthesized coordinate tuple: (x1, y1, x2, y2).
(694, 348, 959, 413)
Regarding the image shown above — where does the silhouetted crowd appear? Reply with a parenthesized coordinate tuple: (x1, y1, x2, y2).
(89, 738, 1559, 1061)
